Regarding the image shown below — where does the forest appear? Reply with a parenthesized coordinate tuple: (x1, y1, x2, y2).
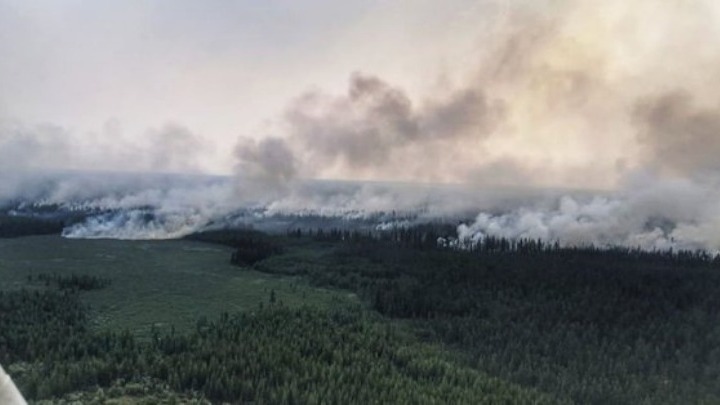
(0, 214, 65, 238)
(246, 227, 720, 404)
(2, 226, 720, 403)
(0, 274, 552, 404)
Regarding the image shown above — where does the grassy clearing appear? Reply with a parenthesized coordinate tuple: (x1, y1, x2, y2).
(0, 235, 355, 337)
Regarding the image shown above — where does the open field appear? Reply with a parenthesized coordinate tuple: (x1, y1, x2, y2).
(0, 235, 355, 336)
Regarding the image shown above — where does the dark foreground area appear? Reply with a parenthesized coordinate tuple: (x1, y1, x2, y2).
(2, 228, 720, 403)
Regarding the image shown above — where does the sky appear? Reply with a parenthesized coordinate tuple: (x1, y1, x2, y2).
(2, 0, 720, 189)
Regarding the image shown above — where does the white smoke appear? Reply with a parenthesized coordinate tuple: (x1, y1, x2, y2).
(2, 172, 239, 240)
(4, 1, 720, 248)
(62, 209, 210, 240)
(55, 181, 533, 239)
(0, 171, 565, 240)
(455, 175, 720, 252)
(5, 170, 720, 253)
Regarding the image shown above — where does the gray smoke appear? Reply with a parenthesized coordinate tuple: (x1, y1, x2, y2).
(284, 73, 498, 171)
(456, 175, 720, 252)
(0, 119, 214, 238)
(234, 137, 296, 186)
(147, 124, 208, 172)
(2, 170, 565, 240)
(233, 72, 501, 185)
(5, 0, 720, 251)
(225, 0, 720, 252)
(0, 122, 72, 172)
(233, 137, 298, 203)
(634, 91, 720, 176)
(7, 168, 720, 252)
(0, 120, 210, 174)
(13, 172, 239, 240)
(246, 0, 720, 189)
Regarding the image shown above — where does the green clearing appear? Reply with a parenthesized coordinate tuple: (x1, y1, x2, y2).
(0, 235, 354, 336)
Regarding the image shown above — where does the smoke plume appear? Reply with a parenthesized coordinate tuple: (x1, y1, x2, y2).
(234, 137, 298, 202)
(233, 0, 720, 189)
(634, 91, 720, 176)
(456, 175, 720, 252)
(5, 1, 720, 250)
(285, 73, 498, 171)
(227, 0, 720, 252)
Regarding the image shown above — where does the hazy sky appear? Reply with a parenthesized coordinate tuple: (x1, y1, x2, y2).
(0, 1, 485, 169)
(2, 0, 720, 188)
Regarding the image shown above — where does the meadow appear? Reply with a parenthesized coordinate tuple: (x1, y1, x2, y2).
(0, 235, 351, 337)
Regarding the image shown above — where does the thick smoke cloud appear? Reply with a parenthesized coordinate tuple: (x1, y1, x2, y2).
(234, 72, 500, 185)
(2, 168, 563, 240)
(229, 0, 720, 252)
(0, 119, 222, 240)
(634, 91, 720, 176)
(5, 0, 720, 251)
(456, 176, 720, 252)
(234, 137, 297, 187)
(233, 137, 298, 205)
(23, 170, 720, 253)
(284, 73, 498, 171)
(234, 0, 720, 189)
(6, 172, 238, 240)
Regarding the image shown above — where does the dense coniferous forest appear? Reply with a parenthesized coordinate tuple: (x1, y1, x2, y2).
(0, 214, 65, 238)
(0, 279, 554, 404)
(0, 205, 91, 238)
(254, 227, 720, 404)
(186, 229, 283, 266)
(4, 226, 720, 403)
